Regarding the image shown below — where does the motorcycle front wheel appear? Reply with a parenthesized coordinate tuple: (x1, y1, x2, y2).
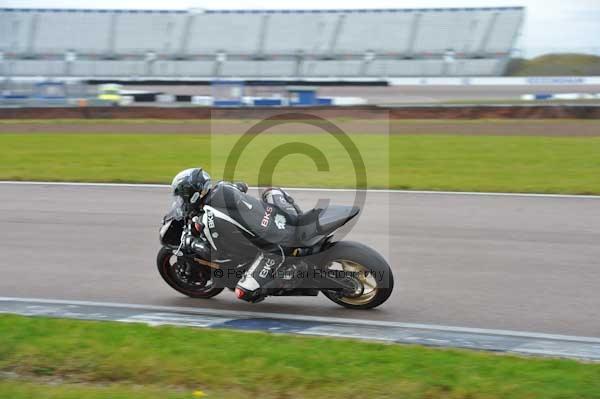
(157, 247, 224, 299)
(320, 241, 394, 309)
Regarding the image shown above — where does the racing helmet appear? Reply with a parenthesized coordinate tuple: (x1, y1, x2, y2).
(171, 168, 212, 203)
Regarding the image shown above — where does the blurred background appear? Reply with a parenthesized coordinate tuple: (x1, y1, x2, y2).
(1, 0, 599, 106)
(1, 4, 600, 397)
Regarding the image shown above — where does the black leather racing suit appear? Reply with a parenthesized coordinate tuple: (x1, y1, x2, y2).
(203, 182, 300, 246)
(203, 182, 302, 301)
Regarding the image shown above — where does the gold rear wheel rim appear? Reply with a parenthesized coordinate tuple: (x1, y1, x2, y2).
(327, 260, 378, 306)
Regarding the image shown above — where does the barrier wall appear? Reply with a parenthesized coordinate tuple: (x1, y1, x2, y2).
(1, 105, 599, 119)
(4, 76, 600, 87)
(388, 77, 600, 86)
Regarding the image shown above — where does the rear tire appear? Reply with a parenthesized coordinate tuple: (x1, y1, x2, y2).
(157, 247, 224, 299)
(320, 241, 394, 309)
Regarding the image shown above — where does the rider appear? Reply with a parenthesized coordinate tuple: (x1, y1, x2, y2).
(171, 167, 302, 302)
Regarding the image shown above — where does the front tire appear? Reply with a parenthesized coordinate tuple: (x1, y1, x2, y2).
(320, 241, 394, 309)
(157, 247, 224, 299)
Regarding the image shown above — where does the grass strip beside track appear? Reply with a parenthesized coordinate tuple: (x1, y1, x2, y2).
(0, 379, 192, 399)
(0, 133, 599, 194)
(1, 315, 600, 399)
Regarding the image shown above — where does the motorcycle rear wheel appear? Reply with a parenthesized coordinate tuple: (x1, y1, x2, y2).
(157, 247, 224, 299)
(320, 241, 394, 309)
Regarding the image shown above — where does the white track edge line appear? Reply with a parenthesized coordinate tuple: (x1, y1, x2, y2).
(2, 296, 599, 344)
(1, 181, 599, 199)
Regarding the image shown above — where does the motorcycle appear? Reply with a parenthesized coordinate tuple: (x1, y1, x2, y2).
(157, 186, 394, 309)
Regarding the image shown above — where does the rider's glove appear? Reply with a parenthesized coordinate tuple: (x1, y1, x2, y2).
(233, 182, 248, 193)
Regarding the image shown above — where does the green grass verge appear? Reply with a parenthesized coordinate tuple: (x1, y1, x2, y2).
(1, 315, 599, 399)
(0, 379, 191, 399)
(1, 133, 599, 194)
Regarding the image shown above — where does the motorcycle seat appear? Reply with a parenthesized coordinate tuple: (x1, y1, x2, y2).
(292, 205, 359, 247)
(316, 205, 360, 235)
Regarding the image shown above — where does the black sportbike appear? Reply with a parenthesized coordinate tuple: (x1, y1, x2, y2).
(157, 170, 393, 309)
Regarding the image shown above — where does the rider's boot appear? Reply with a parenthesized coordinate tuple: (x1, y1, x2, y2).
(235, 252, 279, 303)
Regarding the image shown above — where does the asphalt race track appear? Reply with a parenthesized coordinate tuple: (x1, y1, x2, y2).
(1, 182, 599, 337)
(125, 84, 600, 104)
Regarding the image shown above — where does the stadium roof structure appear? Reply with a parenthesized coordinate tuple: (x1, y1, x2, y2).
(0, 7, 524, 79)
(0, 7, 525, 13)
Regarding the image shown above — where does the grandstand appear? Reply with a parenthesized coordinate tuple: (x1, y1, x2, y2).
(0, 7, 524, 79)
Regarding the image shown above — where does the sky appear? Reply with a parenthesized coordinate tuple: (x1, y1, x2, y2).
(4, 0, 600, 57)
